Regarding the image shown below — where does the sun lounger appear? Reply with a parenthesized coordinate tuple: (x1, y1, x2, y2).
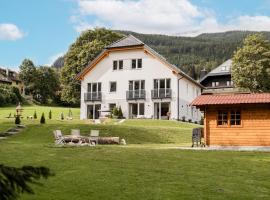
(89, 130, 99, 145)
(53, 130, 66, 145)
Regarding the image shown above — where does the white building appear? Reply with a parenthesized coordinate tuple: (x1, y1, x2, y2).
(76, 35, 203, 122)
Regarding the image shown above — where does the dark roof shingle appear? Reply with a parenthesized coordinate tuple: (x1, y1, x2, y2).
(106, 35, 144, 49)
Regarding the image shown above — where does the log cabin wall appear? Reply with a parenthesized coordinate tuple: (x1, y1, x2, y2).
(205, 104, 270, 146)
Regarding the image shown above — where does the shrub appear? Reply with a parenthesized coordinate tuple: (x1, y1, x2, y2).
(118, 106, 123, 119)
(15, 115, 21, 125)
(40, 113, 45, 124)
(68, 109, 72, 118)
(33, 110, 37, 119)
(112, 107, 118, 117)
(48, 110, 52, 119)
(60, 112, 64, 120)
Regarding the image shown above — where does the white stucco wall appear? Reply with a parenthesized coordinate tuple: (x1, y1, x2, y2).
(80, 48, 202, 122)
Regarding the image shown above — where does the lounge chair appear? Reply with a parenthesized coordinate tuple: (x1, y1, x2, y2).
(71, 129, 80, 137)
(89, 130, 99, 145)
(53, 130, 66, 145)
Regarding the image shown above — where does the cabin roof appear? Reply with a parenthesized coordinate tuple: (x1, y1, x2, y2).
(191, 93, 270, 106)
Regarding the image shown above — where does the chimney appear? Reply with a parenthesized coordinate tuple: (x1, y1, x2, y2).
(199, 68, 207, 80)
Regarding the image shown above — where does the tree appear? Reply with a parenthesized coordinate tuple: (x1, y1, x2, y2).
(40, 113, 45, 124)
(0, 164, 53, 200)
(61, 28, 123, 105)
(15, 115, 20, 125)
(48, 110, 52, 119)
(118, 106, 123, 119)
(232, 33, 270, 92)
(19, 59, 37, 95)
(33, 110, 37, 119)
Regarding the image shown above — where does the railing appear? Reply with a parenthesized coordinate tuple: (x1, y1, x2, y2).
(151, 88, 172, 99)
(126, 90, 146, 100)
(84, 92, 102, 101)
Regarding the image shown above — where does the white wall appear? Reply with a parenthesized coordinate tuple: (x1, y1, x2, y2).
(80, 48, 202, 122)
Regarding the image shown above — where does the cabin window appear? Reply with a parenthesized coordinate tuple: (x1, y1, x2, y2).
(230, 110, 241, 126)
(109, 82, 117, 92)
(217, 111, 228, 126)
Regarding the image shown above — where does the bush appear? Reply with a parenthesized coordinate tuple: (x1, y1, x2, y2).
(0, 84, 24, 106)
(49, 110, 52, 119)
(15, 115, 21, 125)
(112, 106, 118, 117)
(61, 112, 64, 120)
(40, 113, 45, 124)
(34, 110, 37, 119)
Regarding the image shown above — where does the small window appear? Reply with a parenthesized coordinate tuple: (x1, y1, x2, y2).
(110, 82, 117, 92)
(119, 60, 123, 70)
(138, 59, 142, 68)
(230, 110, 241, 126)
(212, 82, 219, 87)
(113, 61, 117, 70)
(217, 111, 228, 126)
(132, 59, 136, 69)
(109, 103, 116, 111)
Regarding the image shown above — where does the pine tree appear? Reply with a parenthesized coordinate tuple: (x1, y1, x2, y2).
(118, 106, 123, 119)
(40, 113, 45, 124)
(15, 115, 21, 125)
(33, 110, 37, 119)
(48, 110, 52, 119)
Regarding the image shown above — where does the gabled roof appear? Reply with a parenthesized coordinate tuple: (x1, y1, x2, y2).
(76, 35, 203, 88)
(191, 93, 270, 106)
(200, 59, 232, 83)
(106, 35, 144, 49)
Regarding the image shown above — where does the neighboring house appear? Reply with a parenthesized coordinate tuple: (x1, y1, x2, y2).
(76, 35, 203, 122)
(200, 59, 234, 93)
(191, 93, 270, 146)
(0, 67, 25, 95)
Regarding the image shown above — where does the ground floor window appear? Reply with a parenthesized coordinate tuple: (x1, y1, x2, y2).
(87, 104, 101, 119)
(230, 110, 241, 125)
(109, 103, 116, 112)
(217, 111, 228, 126)
(129, 103, 144, 118)
(154, 102, 170, 120)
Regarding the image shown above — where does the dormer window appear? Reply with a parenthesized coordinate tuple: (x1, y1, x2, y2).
(131, 59, 142, 69)
(221, 66, 229, 71)
(113, 60, 123, 70)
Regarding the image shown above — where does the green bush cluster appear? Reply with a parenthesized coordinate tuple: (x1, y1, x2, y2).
(112, 106, 124, 119)
(0, 84, 23, 106)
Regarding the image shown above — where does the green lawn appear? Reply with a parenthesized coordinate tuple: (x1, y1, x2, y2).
(1, 106, 270, 199)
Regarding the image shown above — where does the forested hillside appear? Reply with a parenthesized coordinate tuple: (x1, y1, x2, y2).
(53, 30, 270, 80)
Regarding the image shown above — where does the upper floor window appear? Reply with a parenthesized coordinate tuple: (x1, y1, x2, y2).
(113, 60, 123, 70)
(129, 80, 145, 91)
(153, 78, 171, 89)
(109, 82, 117, 92)
(212, 81, 219, 87)
(131, 59, 142, 69)
(227, 80, 233, 86)
(87, 82, 101, 93)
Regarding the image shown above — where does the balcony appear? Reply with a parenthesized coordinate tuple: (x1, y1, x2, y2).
(126, 90, 146, 100)
(84, 92, 102, 102)
(151, 88, 172, 99)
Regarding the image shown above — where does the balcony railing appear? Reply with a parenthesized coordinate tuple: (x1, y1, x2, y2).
(84, 92, 102, 102)
(126, 90, 146, 100)
(151, 88, 172, 99)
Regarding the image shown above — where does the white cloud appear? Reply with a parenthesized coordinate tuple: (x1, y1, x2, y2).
(0, 23, 25, 40)
(73, 0, 270, 36)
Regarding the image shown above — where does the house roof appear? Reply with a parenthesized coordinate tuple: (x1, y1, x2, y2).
(191, 93, 270, 106)
(76, 34, 203, 88)
(106, 35, 144, 49)
(200, 59, 232, 83)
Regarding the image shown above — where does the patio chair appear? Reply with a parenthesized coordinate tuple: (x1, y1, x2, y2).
(89, 130, 99, 145)
(53, 130, 66, 145)
(71, 129, 80, 137)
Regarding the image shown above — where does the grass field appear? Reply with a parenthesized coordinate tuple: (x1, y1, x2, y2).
(1, 106, 270, 199)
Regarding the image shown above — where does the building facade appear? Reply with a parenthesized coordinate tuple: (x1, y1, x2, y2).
(0, 67, 25, 95)
(192, 93, 270, 146)
(200, 59, 234, 93)
(77, 35, 202, 122)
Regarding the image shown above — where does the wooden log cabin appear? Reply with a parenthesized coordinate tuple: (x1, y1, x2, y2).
(191, 93, 270, 146)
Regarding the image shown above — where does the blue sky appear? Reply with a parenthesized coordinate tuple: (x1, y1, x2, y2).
(1, 0, 270, 70)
